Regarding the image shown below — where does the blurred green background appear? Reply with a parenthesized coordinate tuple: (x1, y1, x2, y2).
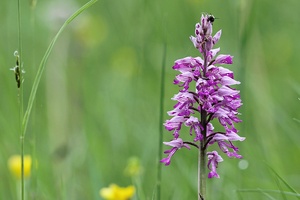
(1, 0, 300, 199)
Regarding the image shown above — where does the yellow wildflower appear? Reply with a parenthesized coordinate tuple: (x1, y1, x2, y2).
(8, 155, 32, 179)
(99, 184, 135, 200)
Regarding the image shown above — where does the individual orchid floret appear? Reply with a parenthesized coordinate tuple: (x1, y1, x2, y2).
(161, 138, 190, 166)
(208, 132, 245, 158)
(207, 151, 223, 178)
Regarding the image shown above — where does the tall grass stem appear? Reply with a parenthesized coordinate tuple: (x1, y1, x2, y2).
(237, 189, 300, 197)
(266, 163, 300, 200)
(16, 0, 25, 199)
(21, 0, 98, 138)
(156, 44, 167, 200)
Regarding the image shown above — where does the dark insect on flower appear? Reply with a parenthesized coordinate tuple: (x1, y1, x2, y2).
(207, 15, 215, 23)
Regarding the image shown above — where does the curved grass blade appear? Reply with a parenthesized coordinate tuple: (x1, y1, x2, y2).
(21, 0, 98, 136)
(237, 189, 300, 197)
(261, 192, 277, 200)
(266, 163, 300, 199)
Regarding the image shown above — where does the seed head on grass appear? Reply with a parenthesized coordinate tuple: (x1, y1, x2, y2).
(10, 51, 25, 88)
(161, 14, 245, 178)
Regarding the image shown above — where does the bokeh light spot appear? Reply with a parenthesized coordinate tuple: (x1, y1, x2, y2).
(238, 159, 249, 170)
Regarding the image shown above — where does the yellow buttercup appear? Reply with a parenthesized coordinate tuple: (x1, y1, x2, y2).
(8, 155, 32, 179)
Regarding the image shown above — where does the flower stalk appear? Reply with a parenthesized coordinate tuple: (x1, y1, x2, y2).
(199, 101, 207, 199)
(161, 14, 245, 199)
(199, 140, 206, 200)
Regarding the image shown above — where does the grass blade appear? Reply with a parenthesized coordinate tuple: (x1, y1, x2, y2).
(155, 43, 167, 200)
(21, 0, 98, 136)
(266, 163, 300, 199)
(237, 189, 300, 197)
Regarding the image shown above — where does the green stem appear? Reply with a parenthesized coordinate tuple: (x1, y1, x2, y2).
(199, 110, 207, 200)
(198, 44, 208, 200)
(156, 43, 167, 200)
(20, 134, 24, 200)
(21, 0, 98, 139)
(198, 144, 207, 200)
(132, 176, 146, 200)
(16, 0, 24, 199)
